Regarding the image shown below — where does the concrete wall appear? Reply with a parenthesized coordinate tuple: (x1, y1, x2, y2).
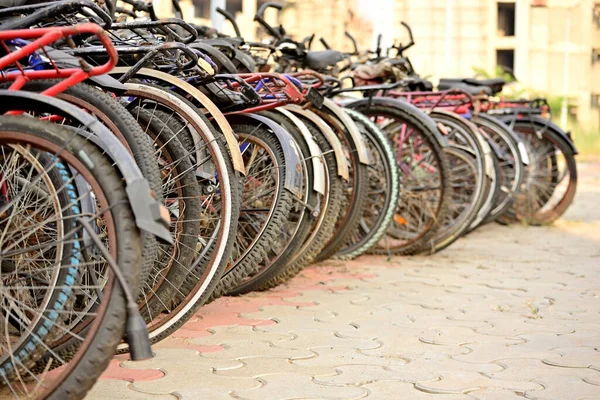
(393, 0, 599, 129)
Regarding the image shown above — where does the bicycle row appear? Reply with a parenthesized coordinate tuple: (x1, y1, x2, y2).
(0, 1, 577, 399)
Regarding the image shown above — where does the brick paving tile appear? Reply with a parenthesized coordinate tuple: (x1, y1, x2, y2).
(78, 161, 600, 399)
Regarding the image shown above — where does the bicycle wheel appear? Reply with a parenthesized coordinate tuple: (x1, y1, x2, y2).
(212, 120, 295, 298)
(421, 147, 482, 253)
(506, 120, 577, 225)
(472, 114, 525, 223)
(114, 83, 234, 347)
(132, 109, 202, 316)
(427, 110, 491, 245)
(312, 106, 370, 261)
(334, 108, 400, 259)
(9, 80, 163, 292)
(229, 110, 322, 294)
(0, 116, 142, 400)
(347, 100, 451, 255)
(231, 110, 346, 292)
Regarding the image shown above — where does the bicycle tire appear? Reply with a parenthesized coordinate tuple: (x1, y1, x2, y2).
(335, 108, 400, 260)
(312, 106, 370, 261)
(348, 102, 451, 255)
(210, 121, 294, 299)
(232, 112, 346, 291)
(0, 117, 142, 400)
(472, 114, 525, 223)
(228, 110, 319, 294)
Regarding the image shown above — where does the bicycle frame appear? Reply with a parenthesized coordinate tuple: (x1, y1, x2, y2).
(224, 73, 305, 114)
(0, 23, 118, 96)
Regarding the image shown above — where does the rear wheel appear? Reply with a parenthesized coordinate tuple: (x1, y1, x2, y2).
(335, 108, 399, 259)
(421, 147, 482, 253)
(348, 103, 451, 255)
(425, 111, 490, 251)
(313, 107, 370, 261)
(212, 122, 295, 298)
(229, 112, 318, 294)
(506, 121, 577, 225)
(472, 114, 524, 222)
(0, 116, 142, 400)
(116, 83, 234, 348)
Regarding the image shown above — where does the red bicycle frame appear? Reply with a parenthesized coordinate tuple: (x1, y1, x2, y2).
(0, 23, 118, 97)
(224, 72, 304, 114)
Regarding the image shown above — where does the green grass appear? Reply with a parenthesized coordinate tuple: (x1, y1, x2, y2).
(570, 127, 600, 159)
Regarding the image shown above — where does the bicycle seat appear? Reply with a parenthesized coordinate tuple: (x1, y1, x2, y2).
(404, 76, 433, 91)
(439, 77, 505, 95)
(304, 50, 344, 70)
(437, 81, 492, 96)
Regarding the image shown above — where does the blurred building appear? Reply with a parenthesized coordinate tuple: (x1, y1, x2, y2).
(392, 0, 600, 128)
(153, 0, 372, 52)
(154, 0, 598, 128)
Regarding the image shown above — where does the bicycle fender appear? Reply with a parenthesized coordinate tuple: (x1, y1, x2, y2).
(284, 105, 349, 181)
(471, 113, 530, 166)
(344, 96, 451, 148)
(500, 114, 578, 156)
(275, 108, 326, 195)
(226, 113, 304, 199)
(322, 98, 372, 164)
(110, 67, 245, 174)
(0, 90, 172, 243)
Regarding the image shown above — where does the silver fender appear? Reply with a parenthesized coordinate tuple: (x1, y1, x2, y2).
(122, 83, 222, 180)
(226, 113, 304, 199)
(275, 108, 326, 195)
(322, 98, 371, 165)
(0, 90, 172, 243)
(110, 67, 245, 174)
(284, 104, 349, 181)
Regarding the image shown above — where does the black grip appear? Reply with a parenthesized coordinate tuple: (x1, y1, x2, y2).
(256, 1, 283, 18)
(216, 7, 241, 37)
(401, 22, 414, 44)
(345, 31, 358, 55)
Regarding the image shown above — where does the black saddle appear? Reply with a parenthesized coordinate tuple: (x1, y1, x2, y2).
(304, 50, 344, 71)
(438, 77, 505, 95)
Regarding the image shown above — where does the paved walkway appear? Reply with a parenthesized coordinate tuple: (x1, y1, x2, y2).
(89, 163, 600, 400)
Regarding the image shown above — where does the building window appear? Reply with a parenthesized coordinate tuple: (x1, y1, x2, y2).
(227, 0, 242, 14)
(592, 94, 600, 109)
(497, 3, 516, 37)
(193, 0, 210, 19)
(496, 49, 515, 71)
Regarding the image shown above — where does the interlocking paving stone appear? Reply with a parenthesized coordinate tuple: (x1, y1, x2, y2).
(526, 375, 600, 399)
(86, 381, 177, 400)
(414, 370, 543, 395)
(467, 388, 525, 400)
(120, 348, 260, 398)
(81, 163, 600, 399)
(360, 381, 471, 399)
(231, 373, 368, 400)
(542, 347, 600, 369)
